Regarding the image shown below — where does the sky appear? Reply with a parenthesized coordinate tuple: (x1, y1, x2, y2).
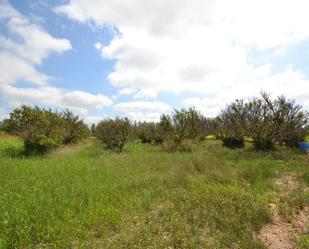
(0, 0, 309, 124)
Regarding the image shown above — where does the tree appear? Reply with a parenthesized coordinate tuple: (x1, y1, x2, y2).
(219, 99, 246, 148)
(61, 110, 90, 144)
(135, 122, 156, 143)
(172, 108, 204, 143)
(219, 92, 308, 150)
(2, 106, 65, 154)
(268, 95, 308, 147)
(96, 117, 132, 152)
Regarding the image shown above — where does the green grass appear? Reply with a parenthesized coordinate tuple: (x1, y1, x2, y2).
(0, 139, 308, 249)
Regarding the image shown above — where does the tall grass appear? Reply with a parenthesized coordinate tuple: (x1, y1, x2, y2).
(0, 139, 308, 249)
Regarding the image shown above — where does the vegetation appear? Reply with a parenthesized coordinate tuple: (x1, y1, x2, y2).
(0, 137, 308, 249)
(133, 93, 308, 152)
(1, 106, 89, 155)
(95, 117, 132, 151)
(0, 92, 308, 248)
(61, 110, 90, 145)
(219, 93, 308, 150)
(135, 122, 162, 144)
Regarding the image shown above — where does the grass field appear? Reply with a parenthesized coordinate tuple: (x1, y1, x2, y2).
(0, 137, 308, 249)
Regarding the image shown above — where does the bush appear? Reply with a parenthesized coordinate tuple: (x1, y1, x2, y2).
(222, 137, 245, 149)
(220, 99, 247, 139)
(2, 106, 65, 154)
(135, 121, 166, 145)
(61, 110, 90, 144)
(219, 93, 308, 150)
(136, 122, 156, 144)
(2, 106, 89, 155)
(96, 118, 132, 152)
(172, 108, 204, 143)
(271, 96, 308, 147)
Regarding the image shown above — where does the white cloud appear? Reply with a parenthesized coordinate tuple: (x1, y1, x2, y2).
(125, 112, 162, 123)
(114, 101, 171, 113)
(0, 51, 49, 85)
(57, 0, 309, 110)
(184, 68, 309, 116)
(83, 115, 105, 125)
(0, 0, 71, 85)
(0, 85, 113, 114)
(94, 42, 102, 50)
(133, 89, 158, 99)
(117, 87, 136, 96)
(62, 91, 113, 109)
(0, 1, 113, 119)
(183, 97, 226, 117)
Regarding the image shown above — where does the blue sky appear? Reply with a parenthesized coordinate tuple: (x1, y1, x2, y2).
(1, 0, 309, 124)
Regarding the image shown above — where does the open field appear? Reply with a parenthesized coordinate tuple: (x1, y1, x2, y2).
(0, 137, 308, 249)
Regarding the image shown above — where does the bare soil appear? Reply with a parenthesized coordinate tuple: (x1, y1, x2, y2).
(259, 175, 309, 249)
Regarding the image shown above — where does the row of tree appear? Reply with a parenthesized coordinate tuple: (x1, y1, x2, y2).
(1, 93, 308, 154)
(95, 93, 308, 151)
(1, 106, 90, 154)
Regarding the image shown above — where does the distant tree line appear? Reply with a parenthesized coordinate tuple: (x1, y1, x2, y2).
(94, 92, 308, 152)
(1, 93, 308, 154)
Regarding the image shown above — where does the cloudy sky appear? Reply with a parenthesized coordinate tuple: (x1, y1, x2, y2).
(0, 0, 309, 124)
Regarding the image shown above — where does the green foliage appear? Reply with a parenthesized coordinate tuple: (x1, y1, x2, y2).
(0, 138, 307, 248)
(172, 107, 204, 143)
(2, 106, 89, 155)
(96, 117, 132, 151)
(134, 121, 166, 144)
(3, 106, 65, 154)
(61, 110, 90, 144)
(135, 122, 156, 143)
(220, 93, 308, 150)
(159, 108, 219, 151)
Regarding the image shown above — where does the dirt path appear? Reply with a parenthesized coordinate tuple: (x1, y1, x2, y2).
(259, 175, 309, 249)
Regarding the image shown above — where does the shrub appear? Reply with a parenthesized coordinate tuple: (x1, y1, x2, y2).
(2, 106, 89, 155)
(246, 93, 308, 149)
(220, 99, 247, 139)
(219, 92, 308, 150)
(61, 110, 90, 144)
(96, 118, 132, 151)
(158, 114, 173, 142)
(135, 121, 167, 145)
(2, 106, 65, 154)
(171, 108, 205, 143)
(271, 96, 308, 147)
(136, 122, 156, 144)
